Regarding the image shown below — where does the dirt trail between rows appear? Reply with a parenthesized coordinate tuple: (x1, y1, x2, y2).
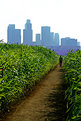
(3, 65, 66, 121)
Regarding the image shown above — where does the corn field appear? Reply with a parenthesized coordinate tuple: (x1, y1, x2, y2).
(0, 44, 58, 114)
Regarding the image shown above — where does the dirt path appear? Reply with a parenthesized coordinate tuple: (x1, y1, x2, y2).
(2, 65, 66, 121)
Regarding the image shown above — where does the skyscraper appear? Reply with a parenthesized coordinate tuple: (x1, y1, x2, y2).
(7, 24, 15, 44)
(23, 19, 33, 45)
(36, 34, 41, 46)
(7, 24, 21, 44)
(54, 33, 59, 46)
(41, 26, 50, 46)
(14, 29, 21, 44)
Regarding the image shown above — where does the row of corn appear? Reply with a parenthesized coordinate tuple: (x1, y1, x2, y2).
(63, 50, 81, 121)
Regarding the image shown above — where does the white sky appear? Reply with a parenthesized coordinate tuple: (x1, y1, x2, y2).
(0, 0, 81, 44)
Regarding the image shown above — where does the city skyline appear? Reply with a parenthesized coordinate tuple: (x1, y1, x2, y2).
(7, 21, 60, 46)
(7, 19, 80, 48)
(7, 20, 80, 46)
(0, 0, 81, 45)
(7, 20, 80, 55)
(1, 19, 81, 45)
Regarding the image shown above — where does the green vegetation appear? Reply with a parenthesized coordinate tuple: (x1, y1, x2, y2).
(0, 44, 58, 113)
(63, 50, 81, 121)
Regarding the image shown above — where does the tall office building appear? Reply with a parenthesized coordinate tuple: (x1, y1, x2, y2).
(7, 24, 21, 44)
(7, 24, 15, 44)
(23, 19, 33, 45)
(14, 29, 21, 44)
(61, 37, 77, 46)
(41, 26, 50, 46)
(36, 34, 41, 46)
(54, 33, 59, 46)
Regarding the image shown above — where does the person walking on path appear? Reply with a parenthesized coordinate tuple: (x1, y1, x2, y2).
(59, 56, 63, 67)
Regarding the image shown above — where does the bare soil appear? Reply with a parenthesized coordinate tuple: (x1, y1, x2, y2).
(1, 65, 66, 121)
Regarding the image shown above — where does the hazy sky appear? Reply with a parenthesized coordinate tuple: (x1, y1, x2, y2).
(0, 0, 81, 44)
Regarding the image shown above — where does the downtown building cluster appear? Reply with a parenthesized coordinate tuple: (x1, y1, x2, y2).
(7, 19, 59, 47)
(7, 19, 80, 55)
